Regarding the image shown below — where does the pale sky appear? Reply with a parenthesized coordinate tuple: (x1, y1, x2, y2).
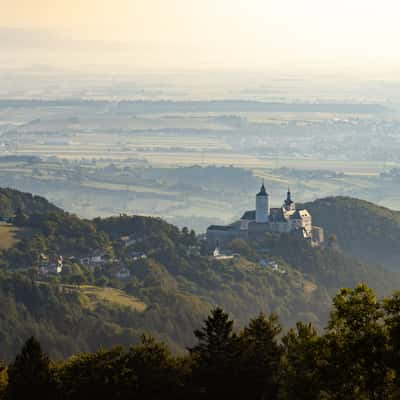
(1, 0, 400, 74)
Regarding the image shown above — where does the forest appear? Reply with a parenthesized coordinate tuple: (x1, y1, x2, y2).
(1, 188, 400, 360)
(1, 284, 400, 399)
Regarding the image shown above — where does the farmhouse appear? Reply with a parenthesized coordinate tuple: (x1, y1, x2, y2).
(39, 254, 63, 275)
(207, 182, 324, 246)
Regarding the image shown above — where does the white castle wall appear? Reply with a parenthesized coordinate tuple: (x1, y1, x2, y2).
(255, 193, 269, 223)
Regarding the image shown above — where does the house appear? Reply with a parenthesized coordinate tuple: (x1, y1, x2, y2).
(120, 235, 137, 247)
(0, 216, 15, 223)
(128, 251, 147, 261)
(186, 245, 201, 256)
(212, 247, 238, 260)
(80, 250, 109, 265)
(115, 268, 131, 280)
(39, 254, 63, 275)
(120, 235, 147, 247)
(90, 250, 108, 264)
(40, 253, 49, 268)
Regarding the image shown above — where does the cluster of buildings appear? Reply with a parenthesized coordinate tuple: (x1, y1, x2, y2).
(78, 248, 147, 279)
(39, 254, 63, 275)
(38, 246, 148, 280)
(207, 182, 324, 246)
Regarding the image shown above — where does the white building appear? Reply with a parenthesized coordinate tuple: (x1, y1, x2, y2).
(255, 181, 270, 223)
(115, 268, 131, 280)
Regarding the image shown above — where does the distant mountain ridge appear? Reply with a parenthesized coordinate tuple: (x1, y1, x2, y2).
(0, 99, 388, 114)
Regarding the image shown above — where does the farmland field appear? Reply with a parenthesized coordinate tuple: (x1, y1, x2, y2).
(0, 85, 400, 231)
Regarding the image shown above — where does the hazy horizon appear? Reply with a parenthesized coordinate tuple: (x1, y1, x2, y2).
(1, 0, 400, 77)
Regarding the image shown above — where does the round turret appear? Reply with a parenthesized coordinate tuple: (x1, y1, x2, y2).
(255, 181, 270, 223)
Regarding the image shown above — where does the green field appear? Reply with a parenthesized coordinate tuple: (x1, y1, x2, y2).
(61, 284, 147, 312)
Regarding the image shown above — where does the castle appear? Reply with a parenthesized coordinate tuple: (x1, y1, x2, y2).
(207, 182, 324, 246)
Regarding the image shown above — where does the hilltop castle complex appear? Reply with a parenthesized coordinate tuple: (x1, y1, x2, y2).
(207, 182, 324, 246)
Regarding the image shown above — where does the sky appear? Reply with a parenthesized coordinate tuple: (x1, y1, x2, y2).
(1, 0, 400, 75)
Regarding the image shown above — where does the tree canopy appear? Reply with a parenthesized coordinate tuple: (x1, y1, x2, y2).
(0, 285, 400, 399)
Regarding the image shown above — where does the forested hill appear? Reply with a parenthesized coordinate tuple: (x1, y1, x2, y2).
(300, 196, 400, 270)
(0, 189, 400, 359)
(0, 188, 60, 216)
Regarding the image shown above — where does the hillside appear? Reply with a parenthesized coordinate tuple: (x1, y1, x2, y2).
(0, 189, 399, 359)
(0, 188, 60, 216)
(0, 271, 148, 360)
(301, 196, 400, 270)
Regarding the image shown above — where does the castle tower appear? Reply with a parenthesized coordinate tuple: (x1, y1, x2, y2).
(256, 180, 270, 223)
(284, 187, 295, 211)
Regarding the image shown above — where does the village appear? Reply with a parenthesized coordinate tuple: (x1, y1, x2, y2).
(37, 234, 149, 280)
(0, 199, 293, 281)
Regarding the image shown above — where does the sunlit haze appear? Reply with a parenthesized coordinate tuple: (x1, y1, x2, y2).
(1, 0, 400, 76)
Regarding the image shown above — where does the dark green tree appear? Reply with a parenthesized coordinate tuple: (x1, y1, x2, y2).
(6, 336, 54, 400)
(56, 346, 125, 400)
(190, 308, 240, 398)
(280, 322, 324, 400)
(323, 284, 390, 399)
(122, 335, 186, 400)
(13, 208, 28, 226)
(238, 313, 282, 400)
(382, 292, 400, 396)
(0, 361, 7, 399)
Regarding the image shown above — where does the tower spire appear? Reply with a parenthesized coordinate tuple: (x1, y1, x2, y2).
(284, 186, 294, 210)
(257, 179, 266, 196)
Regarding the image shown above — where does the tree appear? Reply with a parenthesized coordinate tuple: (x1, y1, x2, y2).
(6, 336, 54, 400)
(56, 346, 125, 400)
(13, 208, 27, 226)
(238, 313, 282, 400)
(280, 322, 324, 400)
(190, 308, 240, 398)
(27, 267, 39, 284)
(323, 284, 390, 399)
(0, 361, 7, 398)
(123, 335, 186, 400)
(382, 292, 400, 395)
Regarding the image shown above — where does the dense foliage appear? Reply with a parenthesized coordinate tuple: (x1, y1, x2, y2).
(0, 270, 147, 360)
(0, 188, 59, 217)
(251, 233, 400, 296)
(3, 211, 110, 269)
(1, 189, 400, 363)
(2, 285, 400, 399)
(301, 196, 400, 270)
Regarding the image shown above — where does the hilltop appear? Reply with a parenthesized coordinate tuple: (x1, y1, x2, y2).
(300, 196, 400, 270)
(0, 189, 399, 359)
(0, 187, 60, 216)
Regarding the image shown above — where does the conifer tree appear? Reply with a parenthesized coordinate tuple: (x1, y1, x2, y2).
(123, 335, 185, 400)
(280, 322, 323, 400)
(238, 313, 282, 399)
(190, 308, 240, 398)
(6, 336, 54, 400)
